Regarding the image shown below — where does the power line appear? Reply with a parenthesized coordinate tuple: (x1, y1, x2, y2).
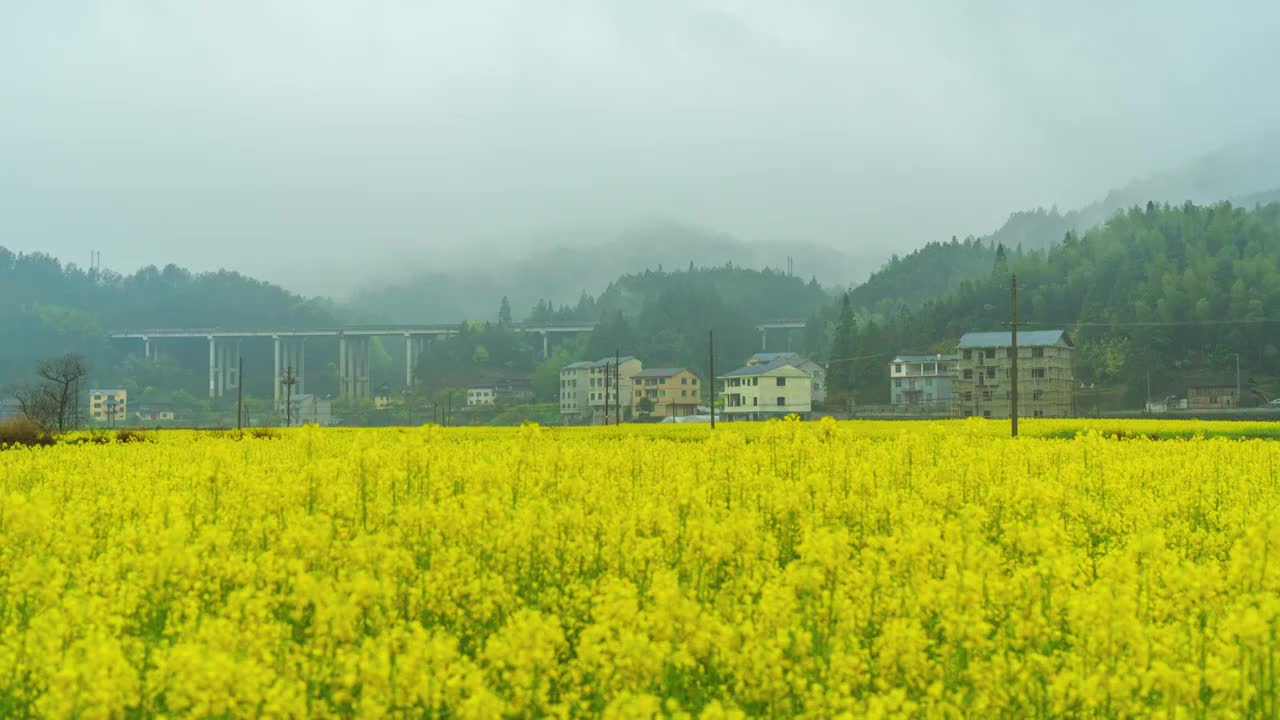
(1018, 318, 1280, 328)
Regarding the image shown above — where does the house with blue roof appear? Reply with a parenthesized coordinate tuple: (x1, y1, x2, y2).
(953, 329, 1074, 418)
(719, 358, 813, 420)
(889, 353, 958, 406)
(746, 352, 827, 405)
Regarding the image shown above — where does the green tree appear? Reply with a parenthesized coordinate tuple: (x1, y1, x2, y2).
(499, 296, 512, 326)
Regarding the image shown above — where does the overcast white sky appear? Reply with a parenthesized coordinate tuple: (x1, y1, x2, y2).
(3, 1, 1280, 294)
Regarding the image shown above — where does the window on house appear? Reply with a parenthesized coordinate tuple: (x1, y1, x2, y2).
(982, 390, 992, 401)
(1032, 368, 1046, 379)
(1032, 347, 1045, 358)
(894, 379, 902, 388)
(963, 350, 972, 359)
(777, 396, 785, 406)
(777, 377, 786, 386)
(894, 363, 902, 373)
(964, 391, 973, 401)
(986, 367, 996, 379)
(984, 349, 995, 359)
(963, 369, 973, 380)
(1033, 390, 1044, 400)
(983, 410, 991, 418)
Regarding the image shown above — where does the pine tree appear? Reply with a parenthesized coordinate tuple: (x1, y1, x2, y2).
(827, 292, 855, 406)
(498, 296, 512, 326)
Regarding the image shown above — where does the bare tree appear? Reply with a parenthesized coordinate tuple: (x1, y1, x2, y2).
(6, 383, 59, 429)
(37, 354, 89, 432)
(7, 354, 91, 433)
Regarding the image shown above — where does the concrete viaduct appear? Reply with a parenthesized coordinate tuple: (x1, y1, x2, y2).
(109, 319, 807, 405)
(109, 322, 595, 405)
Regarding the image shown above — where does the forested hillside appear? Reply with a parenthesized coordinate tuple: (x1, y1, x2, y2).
(414, 265, 832, 401)
(0, 247, 336, 389)
(843, 238, 996, 315)
(823, 201, 1280, 407)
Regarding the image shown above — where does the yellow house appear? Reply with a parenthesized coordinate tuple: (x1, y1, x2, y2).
(631, 368, 701, 418)
(89, 389, 127, 423)
(718, 360, 812, 420)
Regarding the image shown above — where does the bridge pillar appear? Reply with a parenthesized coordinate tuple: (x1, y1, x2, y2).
(208, 336, 217, 398)
(297, 338, 305, 396)
(542, 331, 549, 359)
(761, 327, 767, 351)
(228, 340, 240, 390)
(355, 336, 370, 400)
(143, 336, 151, 360)
(216, 341, 227, 398)
(273, 335, 281, 407)
(338, 333, 348, 400)
(404, 333, 414, 388)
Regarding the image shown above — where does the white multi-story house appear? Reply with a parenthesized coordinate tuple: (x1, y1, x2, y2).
(747, 352, 827, 405)
(467, 387, 496, 406)
(889, 353, 958, 406)
(560, 356, 642, 423)
(719, 359, 813, 420)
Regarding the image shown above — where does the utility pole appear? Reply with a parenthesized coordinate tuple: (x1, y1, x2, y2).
(709, 329, 716, 429)
(1010, 274, 1019, 438)
(281, 366, 296, 427)
(236, 356, 244, 431)
(615, 348, 621, 425)
(1236, 353, 1241, 408)
(447, 391, 452, 427)
(603, 361, 611, 426)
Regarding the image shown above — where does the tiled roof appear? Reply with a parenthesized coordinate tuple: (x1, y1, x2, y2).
(749, 352, 800, 363)
(719, 359, 805, 378)
(957, 330, 1069, 348)
(633, 368, 691, 378)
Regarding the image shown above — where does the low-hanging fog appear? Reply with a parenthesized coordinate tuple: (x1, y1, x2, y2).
(3, 1, 1280, 297)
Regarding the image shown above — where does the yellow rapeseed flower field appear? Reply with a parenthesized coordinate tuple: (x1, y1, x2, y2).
(3, 418, 1280, 717)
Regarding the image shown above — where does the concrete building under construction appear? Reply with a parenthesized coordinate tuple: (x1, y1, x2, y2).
(952, 330, 1074, 418)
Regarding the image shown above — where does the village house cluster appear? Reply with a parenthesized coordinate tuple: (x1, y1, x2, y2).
(557, 351, 827, 424)
(890, 329, 1076, 418)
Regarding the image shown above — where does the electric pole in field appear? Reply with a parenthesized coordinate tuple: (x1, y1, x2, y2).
(603, 360, 611, 425)
(709, 329, 716, 429)
(615, 348, 621, 425)
(1010, 274, 1019, 438)
(281, 366, 296, 427)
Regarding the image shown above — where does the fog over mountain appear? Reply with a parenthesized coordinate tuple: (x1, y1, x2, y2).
(4, 2, 1280, 297)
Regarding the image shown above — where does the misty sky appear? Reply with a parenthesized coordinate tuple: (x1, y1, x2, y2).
(3, 1, 1280, 295)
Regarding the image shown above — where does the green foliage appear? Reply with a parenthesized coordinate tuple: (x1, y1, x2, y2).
(829, 201, 1280, 404)
(0, 248, 337, 393)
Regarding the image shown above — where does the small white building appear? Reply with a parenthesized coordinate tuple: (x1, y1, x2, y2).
(747, 352, 827, 404)
(719, 359, 813, 420)
(288, 394, 332, 426)
(467, 387, 496, 407)
(889, 353, 958, 405)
